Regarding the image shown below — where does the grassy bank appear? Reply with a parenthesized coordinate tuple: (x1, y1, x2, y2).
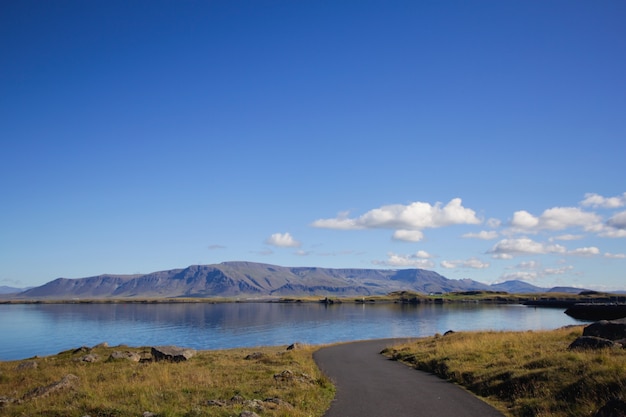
(0, 344, 334, 417)
(383, 326, 626, 417)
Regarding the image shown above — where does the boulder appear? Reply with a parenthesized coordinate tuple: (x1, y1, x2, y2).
(151, 346, 196, 362)
(77, 354, 100, 363)
(568, 336, 618, 350)
(16, 361, 38, 371)
(583, 319, 626, 341)
(244, 352, 266, 360)
(108, 351, 141, 362)
(22, 374, 79, 400)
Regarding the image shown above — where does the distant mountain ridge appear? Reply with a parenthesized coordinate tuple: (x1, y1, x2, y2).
(10, 261, 562, 299)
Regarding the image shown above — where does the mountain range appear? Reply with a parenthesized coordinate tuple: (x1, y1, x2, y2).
(7, 261, 584, 299)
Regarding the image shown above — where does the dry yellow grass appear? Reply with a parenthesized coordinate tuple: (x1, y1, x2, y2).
(0, 344, 334, 417)
(383, 326, 626, 417)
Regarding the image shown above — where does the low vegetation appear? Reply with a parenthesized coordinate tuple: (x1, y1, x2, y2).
(0, 344, 334, 417)
(383, 326, 626, 417)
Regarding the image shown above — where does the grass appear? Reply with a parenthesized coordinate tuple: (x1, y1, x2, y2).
(0, 344, 334, 417)
(383, 326, 626, 417)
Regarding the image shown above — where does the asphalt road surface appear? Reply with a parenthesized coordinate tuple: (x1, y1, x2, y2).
(313, 338, 505, 417)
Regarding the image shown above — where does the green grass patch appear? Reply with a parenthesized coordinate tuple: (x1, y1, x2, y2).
(383, 326, 626, 417)
(0, 344, 334, 417)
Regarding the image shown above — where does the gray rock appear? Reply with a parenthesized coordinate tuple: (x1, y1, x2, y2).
(583, 319, 626, 341)
(92, 342, 109, 349)
(77, 354, 100, 363)
(239, 411, 260, 417)
(0, 396, 17, 407)
(244, 352, 266, 360)
(108, 351, 141, 362)
(22, 374, 79, 400)
(286, 342, 302, 350)
(568, 336, 618, 350)
(151, 346, 196, 362)
(16, 360, 38, 371)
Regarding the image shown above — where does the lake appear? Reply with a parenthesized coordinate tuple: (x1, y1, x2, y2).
(0, 302, 582, 361)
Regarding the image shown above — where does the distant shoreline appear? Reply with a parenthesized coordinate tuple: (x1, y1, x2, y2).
(2, 290, 625, 306)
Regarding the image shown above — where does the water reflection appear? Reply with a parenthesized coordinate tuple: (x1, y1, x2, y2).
(0, 302, 580, 360)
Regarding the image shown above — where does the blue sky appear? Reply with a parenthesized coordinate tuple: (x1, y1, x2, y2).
(1, 1, 625, 290)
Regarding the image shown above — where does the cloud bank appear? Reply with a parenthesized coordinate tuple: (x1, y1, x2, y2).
(313, 198, 480, 241)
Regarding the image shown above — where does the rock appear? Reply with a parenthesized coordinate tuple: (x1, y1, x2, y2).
(264, 397, 293, 410)
(77, 354, 100, 363)
(583, 319, 626, 341)
(568, 336, 618, 350)
(0, 396, 17, 407)
(92, 342, 109, 348)
(273, 369, 313, 384)
(72, 346, 91, 354)
(230, 394, 245, 404)
(243, 399, 265, 411)
(143, 412, 156, 417)
(16, 361, 38, 371)
(151, 346, 196, 362)
(239, 411, 260, 417)
(244, 352, 266, 360)
(23, 374, 79, 400)
(286, 343, 302, 350)
(108, 351, 141, 362)
(206, 399, 227, 407)
(594, 398, 626, 417)
(444, 330, 455, 336)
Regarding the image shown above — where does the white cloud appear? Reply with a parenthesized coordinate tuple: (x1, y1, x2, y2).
(414, 250, 433, 259)
(543, 265, 574, 275)
(511, 210, 540, 229)
(462, 230, 499, 240)
(372, 250, 435, 269)
(486, 218, 502, 228)
(392, 230, 424, 242)
(511, 260, 540, 270)
(607, 211, 626, 229)
(498, 271, 539, 282)
(312, 198, 480, 239)
(510, 207, 601, 232)
(440, 257, 490, 269)
(552, 234, 584, 241)
(599, 228, 626, 238)
(568, 246, 600, 256)
(373, 252, 435, 268)
(581, 192, 626, 208)
(488, 238, 567, 258)
(605, 252, 626, 259)
(265, 232, 301, 248)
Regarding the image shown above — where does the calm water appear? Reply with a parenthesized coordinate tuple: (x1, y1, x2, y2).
(0, 302, 581, 361)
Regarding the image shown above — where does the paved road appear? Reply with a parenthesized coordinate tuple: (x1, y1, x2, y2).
(313, 339, 505, 417)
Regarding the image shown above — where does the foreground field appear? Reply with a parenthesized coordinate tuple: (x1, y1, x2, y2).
(0, 344, 334, 417)
(383, 326, 626, 417)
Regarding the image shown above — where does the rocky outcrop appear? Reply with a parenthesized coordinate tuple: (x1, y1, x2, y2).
(151, 346, 196, 362)
(22, 374, 79, 400)
(569, 319, 626, 350)
(583, 319, 626, 340)
(568, 336, 620, 350)
(108, 350, 142, 362)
